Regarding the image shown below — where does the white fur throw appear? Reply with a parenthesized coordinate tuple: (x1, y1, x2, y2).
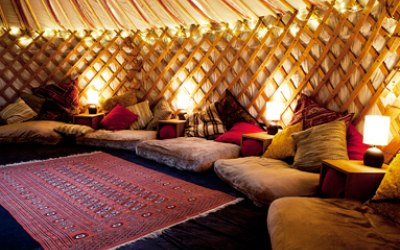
(136, 137, 240, 172)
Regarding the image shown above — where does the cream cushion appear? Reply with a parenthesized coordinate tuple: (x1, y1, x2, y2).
(54, 124, 94, 137)
(214, 157, 319, 206)
(0, 98, 37, 124)
(292, 120, 348, 173)
(136, 137, 240, 172)
(76, 129, 157, 151)
(127, 100, 153, 130)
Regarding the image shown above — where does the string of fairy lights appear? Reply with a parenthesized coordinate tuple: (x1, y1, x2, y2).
(3, 1, 398, 48)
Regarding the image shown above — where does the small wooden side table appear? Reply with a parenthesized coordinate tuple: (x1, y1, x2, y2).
(73, 113, 104, 129)
(320, 159, 387, 201)
(241, 132, 274, 156)
(158, 119, 186, 139)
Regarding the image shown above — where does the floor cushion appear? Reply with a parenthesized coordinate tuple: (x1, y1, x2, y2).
(214, 157, 319, 206)
(76, 129, 157, 151)
(267, 197, 400, 250)
(0, 120, 65, 145)
(136, 137, 240, 172)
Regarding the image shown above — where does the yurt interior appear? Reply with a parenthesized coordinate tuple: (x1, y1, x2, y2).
(0, 0, 400, 249)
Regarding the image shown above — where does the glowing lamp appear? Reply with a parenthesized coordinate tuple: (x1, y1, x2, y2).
(176, 91, 190, 120)
(266, 101, 284, 135)
(87, 89, 100, 114)
(363, 115, 390, 168)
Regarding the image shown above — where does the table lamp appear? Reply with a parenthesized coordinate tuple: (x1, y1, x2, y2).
(87, 89, 99, 114)
(363, 115, 390, 168)
(266, 101, 284, 135)
(176, 91, 190, 120)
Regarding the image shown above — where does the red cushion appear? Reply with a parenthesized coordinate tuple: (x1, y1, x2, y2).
(215, 122, 264, 145)
(320, 168, 346, 198)
(159, 124, 177, 139)
(347, 124, 369, 160)
(100, 104, 138, 130)
(241, 139, 263, 156)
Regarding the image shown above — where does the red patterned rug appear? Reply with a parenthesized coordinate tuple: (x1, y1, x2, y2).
(0, 152, 240, 250)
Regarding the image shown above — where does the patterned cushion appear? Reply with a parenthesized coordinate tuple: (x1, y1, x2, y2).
(0, 98, 37, 124)
(127, 100, 153, 130)
(290, 94, 353, 129)
(101, 104, 138, 130)
(216, 90, 261, 130)
(54, 124, 94, 137)
(292, 120, 349, 173)
(185, 103, 225, 139)
(262, 122, 303, 159)
(102, 91, 138, 112)
(20, 92, 46, 114)
(33, 80, 79, 122)
(373, 153, 400, 200)
(146, 98, 172, 130)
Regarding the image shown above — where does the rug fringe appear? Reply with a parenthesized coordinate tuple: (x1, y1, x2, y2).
(0, 151, 103, 167)
(112, 197, 244, 250)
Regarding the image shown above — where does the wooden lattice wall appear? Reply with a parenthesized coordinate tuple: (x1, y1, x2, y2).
(0, 1, 400, 143)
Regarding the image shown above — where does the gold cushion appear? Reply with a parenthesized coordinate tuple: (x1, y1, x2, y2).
(373, 153, 400, 200)
(127, 100, 153, 130)
(262, 122, 302, 159)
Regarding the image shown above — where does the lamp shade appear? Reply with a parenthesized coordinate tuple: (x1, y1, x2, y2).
(87, 89, 99, 105)
(176, 91, 190, 110)
(266, 101, 284, 121)
(363, 115, 390, 146)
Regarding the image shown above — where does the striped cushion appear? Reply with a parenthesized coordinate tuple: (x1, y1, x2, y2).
(127, 100, 153, 130)
(185, 103, 225, 139)
(0, 98, 37, 124)
(54, 124, 94, 137)
(292, 120, 348, 173)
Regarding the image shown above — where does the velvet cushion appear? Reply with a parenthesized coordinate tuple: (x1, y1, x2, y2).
(214, 157, 319, 206)
(241, 139, 263, 157)
(54, 124, 94, 137)
(262, 122, 303, 159)
(268, 197, 400, 250)
(101, 91, 138, 112)
(159, 124, 177, 139)
(100, 104, 138, 130)
(215, 90, 261, 130)
(373, 153, 400, 200)
(33, 80, 79, 122)
(346, 124, 369, 160)
(290, 94, 353, 129)
(0, 98, 37, 124)
(185, 103, 225, 139)
(292, 120, 349, 173)
(20, 92, 46, 114)
(127, 100, 153, 130)
(215, 122, 264, 145)
(146, 98, 172, 130)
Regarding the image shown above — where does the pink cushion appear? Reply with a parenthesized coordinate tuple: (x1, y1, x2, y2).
(100, 104, 138, 130)
(320, 168, 346, 198)
(347, 124, 369, 160)
(215, 122, 264, 145)
(159, 124, 177, 139)
(241, 139, 263, 156)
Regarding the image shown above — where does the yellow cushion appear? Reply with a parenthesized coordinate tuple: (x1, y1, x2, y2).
(262, 122, 302, 159)
(373, 153, 400, 200)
